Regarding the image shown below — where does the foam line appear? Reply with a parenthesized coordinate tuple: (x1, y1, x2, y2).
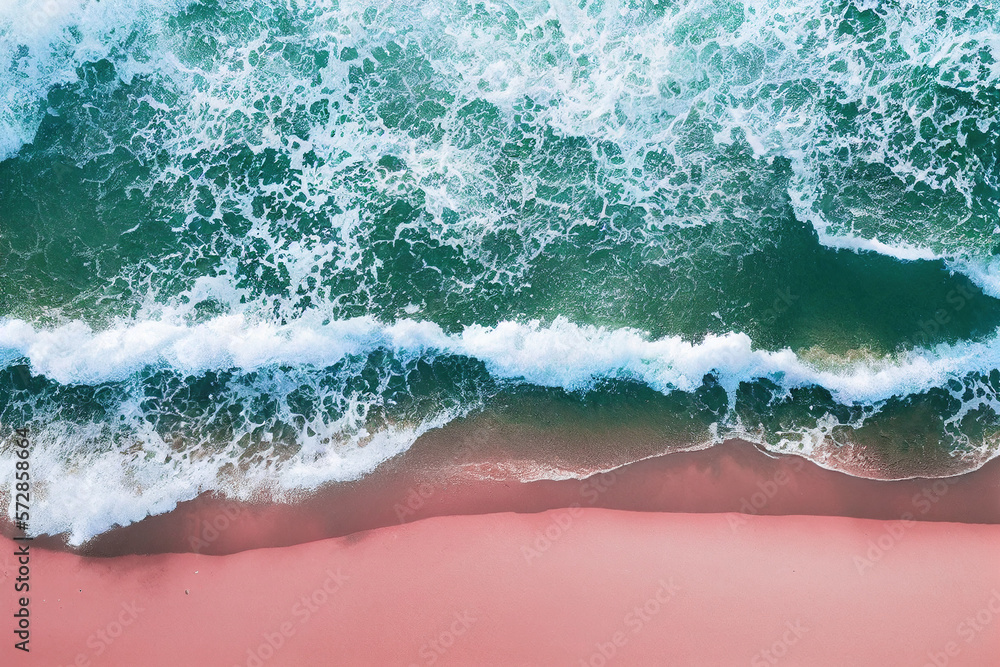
(1, 313, 998, 405)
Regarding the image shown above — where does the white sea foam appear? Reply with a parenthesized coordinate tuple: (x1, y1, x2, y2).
(1, 312, 997, 406)
(5, 0, 1000, 298)
(0, 0, 191, 160)
(0, 408, 451, 545)
(1, 1, 989, 258)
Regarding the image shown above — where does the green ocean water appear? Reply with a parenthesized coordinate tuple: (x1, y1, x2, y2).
(3, 0, 1000, 541)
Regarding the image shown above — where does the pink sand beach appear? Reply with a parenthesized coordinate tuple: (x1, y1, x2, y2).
(2, 511, 998, 666)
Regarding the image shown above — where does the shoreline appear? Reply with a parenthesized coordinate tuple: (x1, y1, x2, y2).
(10, 438, 1000, 556)
(2, 510, 998, 666)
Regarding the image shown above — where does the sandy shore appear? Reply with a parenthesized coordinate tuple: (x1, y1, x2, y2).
(2, 510, 998, 666)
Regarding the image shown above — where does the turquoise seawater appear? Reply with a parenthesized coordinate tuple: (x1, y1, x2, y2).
(3, 0, 1000, 541)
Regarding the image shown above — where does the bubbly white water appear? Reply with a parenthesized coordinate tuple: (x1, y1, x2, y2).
(4, 0, 1000, 543)
(2, 312, 998, 403)
(0, 0, 190, 159)
(4, 0, 1000, 288)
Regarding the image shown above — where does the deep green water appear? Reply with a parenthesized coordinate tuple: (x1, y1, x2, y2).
(3, 0, 1000, 541)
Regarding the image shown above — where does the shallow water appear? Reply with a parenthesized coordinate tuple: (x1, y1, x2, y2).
(3, 0, 1000, 541)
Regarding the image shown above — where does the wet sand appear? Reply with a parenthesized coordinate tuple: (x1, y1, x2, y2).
(29, 439, 1000, 557)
